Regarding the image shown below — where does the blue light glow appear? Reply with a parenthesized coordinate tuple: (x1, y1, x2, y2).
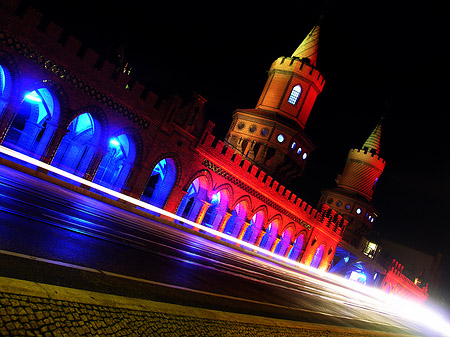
(109, 138, 120, 146)
(211, 192, 220, 205)
(24, 91, 42, 103)
(73, 113, 94, 135)
(0, 65, 6, 94)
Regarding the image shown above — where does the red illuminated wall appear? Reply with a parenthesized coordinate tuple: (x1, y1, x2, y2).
(381, 260, 428, 302)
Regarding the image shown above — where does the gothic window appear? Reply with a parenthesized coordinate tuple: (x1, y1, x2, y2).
(4, 87, 59, 158)
(287, 85, 302, 105)
(94, 134, 136, 191)
(52, 112, 99, 176)
(141, 158, 177, 209)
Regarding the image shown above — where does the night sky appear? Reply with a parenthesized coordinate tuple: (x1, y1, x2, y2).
(27, 1, 449, 296)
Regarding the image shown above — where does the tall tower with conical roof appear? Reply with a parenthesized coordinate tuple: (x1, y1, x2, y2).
(225, 21, 325, 186)
(318, 119, 386, 248)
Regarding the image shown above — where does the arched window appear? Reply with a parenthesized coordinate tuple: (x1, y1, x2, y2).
(242, 211, 264, 244)
(52, 113, 100, 176)
(141, 158, 177, 209)
(4, 87, 59, 158)
(94, 134, 136, 191)
(176, 176, 209, 226)
(310, 244, 325, 268)
(223, 201, 248, 237)
(288, 234, 305, 261)
(287, 85, 301, 105)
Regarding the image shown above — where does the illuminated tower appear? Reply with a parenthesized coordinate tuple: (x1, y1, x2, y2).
(225, 22, 325, 186)
(318, 119, 386, 247)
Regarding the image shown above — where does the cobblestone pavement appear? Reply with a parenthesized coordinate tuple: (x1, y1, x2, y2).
(0, 291, 405, 337)
(0, 277, 408, 336)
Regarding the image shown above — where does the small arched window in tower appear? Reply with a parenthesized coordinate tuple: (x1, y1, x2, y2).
(288, 85, 302, 105)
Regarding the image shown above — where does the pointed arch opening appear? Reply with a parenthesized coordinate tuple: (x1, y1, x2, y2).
(201, 188, 230, 231)
(259, 219, 279, 251)
(310, 244, 325, 269)
(4, 87, 60, 159)
(141, 158, 177, 209)
(288, 233, 305, 261)
(274, 226, 293, 257)
(94, 134, 136, 191)
(222, 200, 249, 237)
(176, 175, 209, 226)
(52, 112, 101, 176)
(242, 210, 265, 244)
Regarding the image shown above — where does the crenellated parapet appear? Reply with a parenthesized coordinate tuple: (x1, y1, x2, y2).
(337, 147, 386, 202)
(197, 124, 347, 238)
(382, 259, 429, 302)
(0, 0, 159, 128)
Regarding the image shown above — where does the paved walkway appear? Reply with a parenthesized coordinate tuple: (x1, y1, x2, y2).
(0, 276, 412, 337)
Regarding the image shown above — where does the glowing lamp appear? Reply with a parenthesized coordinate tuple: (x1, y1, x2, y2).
(109, 138, 120, 147)
(24, 91, 42, 103)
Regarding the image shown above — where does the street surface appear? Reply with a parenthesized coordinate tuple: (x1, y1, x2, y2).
(0, 162, 447, 336)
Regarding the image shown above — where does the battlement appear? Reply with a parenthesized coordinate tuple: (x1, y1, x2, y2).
(272, 56, 325, 90)
(387, 259, 429, 301)
(348, 148, 386, 169)
(1, 0, 158, 113)
(198, 126, 346, 237)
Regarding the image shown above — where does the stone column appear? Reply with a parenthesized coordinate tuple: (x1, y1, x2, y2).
(193, 200, 211, 231)
(215, 212, 232, 239)
(237, 222, 251, 241)
(41, 124, 68, 165)
(270, 237, 281, 254)
(0, 106, 18, 144)
(83, 146, 107, 182)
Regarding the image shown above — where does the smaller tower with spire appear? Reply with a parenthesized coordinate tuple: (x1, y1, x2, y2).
(318, 119, 386, 247)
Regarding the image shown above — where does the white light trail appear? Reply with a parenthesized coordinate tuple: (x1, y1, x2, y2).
(1, 144, 449, 336)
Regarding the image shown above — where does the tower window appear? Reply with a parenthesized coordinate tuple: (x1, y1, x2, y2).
(288, 85, 302, 105)
(290, 141, 296, 149)
(277, 134, 285, 143)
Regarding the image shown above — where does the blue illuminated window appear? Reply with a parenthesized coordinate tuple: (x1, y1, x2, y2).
(287, 85, 302, 105)
(23, 88, 55, 124)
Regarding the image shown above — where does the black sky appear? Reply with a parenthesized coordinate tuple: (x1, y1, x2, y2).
(27, 0, 450, 295)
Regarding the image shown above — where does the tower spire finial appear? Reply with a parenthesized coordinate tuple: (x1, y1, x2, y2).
(362, 117, 384, 155)
(291, 16, 322, 66)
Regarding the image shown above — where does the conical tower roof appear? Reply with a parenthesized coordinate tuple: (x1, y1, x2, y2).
(362, 121, 382, 155)
(291, 22, 320, 66)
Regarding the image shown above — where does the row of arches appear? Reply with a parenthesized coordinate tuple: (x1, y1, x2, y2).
(0, 63, 138, 192)
(0, 61, 330, 269)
